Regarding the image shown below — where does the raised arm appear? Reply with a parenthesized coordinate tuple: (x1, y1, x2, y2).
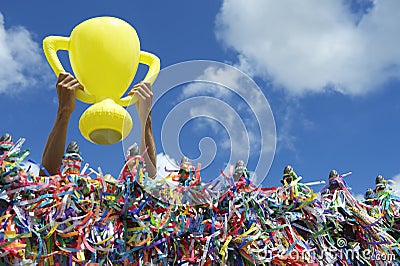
(129, 81, 157, 178)
(41, 73, 83, 175)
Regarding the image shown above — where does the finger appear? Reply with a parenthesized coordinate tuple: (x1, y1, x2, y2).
(136, 87, 151, 98)
(130, 82, 153, 97)
(58, 72, 73, 82)
(138, 81, 151, 91)
(57, 72, 70, 83)
(128, 83, 141, 95)
(141, 82, 153, 96)
(128, 85, 146, 96)
(65, 79, 80, 89)
(133, 90, 146, 100)
(142, 81, 152, 90)
(128, 88, 136, 96)
(58, 74, 74, 86)
(71, 82, 84, 91)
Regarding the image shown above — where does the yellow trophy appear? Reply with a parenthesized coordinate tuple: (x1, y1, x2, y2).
(43, 16, 160, 145)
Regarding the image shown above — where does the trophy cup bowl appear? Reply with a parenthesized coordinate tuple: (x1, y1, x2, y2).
(43, 16, 160, 145)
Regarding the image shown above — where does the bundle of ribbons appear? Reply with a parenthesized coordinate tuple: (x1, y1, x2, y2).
(0, 138, 399, 265)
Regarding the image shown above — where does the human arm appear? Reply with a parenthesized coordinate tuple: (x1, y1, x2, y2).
(41, 73, 83, 175)
(129, 81, 157, 178)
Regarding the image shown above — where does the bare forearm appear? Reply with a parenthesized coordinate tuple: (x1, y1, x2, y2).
(41, 110, 70, 175)
(140, 114, 156, 178)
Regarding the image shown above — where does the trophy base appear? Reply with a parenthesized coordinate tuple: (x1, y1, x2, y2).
(79, 98, 133, 145)
(89, 129, 122, 145)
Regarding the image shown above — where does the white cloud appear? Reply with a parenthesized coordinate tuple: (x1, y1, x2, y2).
(175, 64, 276, 186)
(390, 173, 400, 194)
(188, 99, 250, 162)
(180, 65, 276, 160)
(156, 152, 179, 179)
(181, 66, 248, 99)
(177, 67, 253, 163)
(215, 0, 400, 95)
(0, 12, 51, 95)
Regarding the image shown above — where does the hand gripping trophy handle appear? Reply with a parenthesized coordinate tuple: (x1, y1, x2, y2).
(43, 36, 160, 106)
(117, 51, 160, 106)
(43, 36, 95, 104)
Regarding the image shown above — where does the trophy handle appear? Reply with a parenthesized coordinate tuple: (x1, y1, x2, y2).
(117, 51, 160, 107)
(43, 36, 96, 104)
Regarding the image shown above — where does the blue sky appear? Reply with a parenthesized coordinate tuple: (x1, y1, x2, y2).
(1, 0, 399, 197)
